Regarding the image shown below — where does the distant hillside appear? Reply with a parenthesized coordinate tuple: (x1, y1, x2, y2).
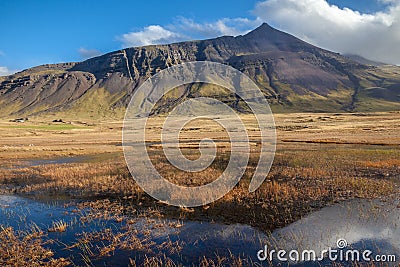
(1, 23, 399, 119)
(344, 54, 386, 66)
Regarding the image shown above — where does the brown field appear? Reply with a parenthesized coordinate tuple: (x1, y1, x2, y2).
(0, 112, 399, 266)
(0, 112, 399, 225)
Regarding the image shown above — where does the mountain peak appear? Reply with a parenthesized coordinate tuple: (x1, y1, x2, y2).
(254, 22, 275, 31)
(1, 23, 399, 117)
(241, 22, 311, 52)
(246, 22, 281, 34)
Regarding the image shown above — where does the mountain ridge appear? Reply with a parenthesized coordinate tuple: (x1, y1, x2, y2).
(1, 23, 399, 118)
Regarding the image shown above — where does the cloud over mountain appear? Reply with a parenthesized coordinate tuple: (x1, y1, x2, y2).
(254, 0, 400, 64)
(0, 66, 16, 76)
(118, 18, 259, 47)
(119, 25, 184, 47)
(78, 48, 102, 59)
(118, 0, 400, 65)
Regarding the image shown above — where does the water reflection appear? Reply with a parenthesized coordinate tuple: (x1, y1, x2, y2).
(0, 195, 265, 266)
(271, 198, 400, 266)
(1, 194, 399, 266)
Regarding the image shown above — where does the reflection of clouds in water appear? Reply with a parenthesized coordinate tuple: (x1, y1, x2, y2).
(149, 198, 400, 264)
(0, 195, 28, 207)
(200, 224, 261, 240)
(119, 216, 268, 259)
(2, 194, 400, 264)
(1, 194, 266, 245)
(0, 195, 267, 263)
(175, 222, 266, 244)
(273, 198, 400, 260)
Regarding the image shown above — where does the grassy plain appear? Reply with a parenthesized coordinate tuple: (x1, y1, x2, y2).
(1, 112, 399, 224)
(0, 112, 399, 265)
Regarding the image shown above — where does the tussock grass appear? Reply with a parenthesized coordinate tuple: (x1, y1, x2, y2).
(0, 112, 399, 253)
(48, 220, 68, 232)
(0, 142, 397, 232)
(0, 112, 399, 265)
(0, 225, 69, 266)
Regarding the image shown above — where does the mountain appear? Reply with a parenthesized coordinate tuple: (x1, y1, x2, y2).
(343, 54, 386, 66)
(1, 23, 399, 118)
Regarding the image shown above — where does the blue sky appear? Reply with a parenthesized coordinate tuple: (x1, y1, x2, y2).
(0, 0, 399, 75)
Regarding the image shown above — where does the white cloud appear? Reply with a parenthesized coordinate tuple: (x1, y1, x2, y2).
(379, 0, 400, 4)
(0, 66, 16, 76)
(117, 1, 399, 65)
(119, 25, 183, 47)
(118, 18, 259, 48)
(168, 17, 261, 38)
(78, 47, 102, 59)
(253, 0, 400, 64)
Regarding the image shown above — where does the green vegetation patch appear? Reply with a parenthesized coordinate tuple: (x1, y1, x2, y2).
(1, 124, 87, 130)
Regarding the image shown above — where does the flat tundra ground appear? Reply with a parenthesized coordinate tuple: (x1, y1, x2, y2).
(0, 112, 399, 265)
(0, 112, 399, 221)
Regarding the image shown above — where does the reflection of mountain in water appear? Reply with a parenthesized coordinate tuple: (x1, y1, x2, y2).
(271, 198, 400, 266)
(1, 193, 399, 265)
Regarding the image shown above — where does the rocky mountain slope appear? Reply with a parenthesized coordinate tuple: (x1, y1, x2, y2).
(1, 23, 399, 118)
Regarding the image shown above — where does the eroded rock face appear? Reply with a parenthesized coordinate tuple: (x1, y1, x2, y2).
(0, 70, 97, 114)
(1, 23, 399, 117)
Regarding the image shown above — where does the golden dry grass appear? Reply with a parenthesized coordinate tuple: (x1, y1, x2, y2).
(0, 226, 70, 266)
(0, 142, 397, 232)
(0, 112, 398, 233)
